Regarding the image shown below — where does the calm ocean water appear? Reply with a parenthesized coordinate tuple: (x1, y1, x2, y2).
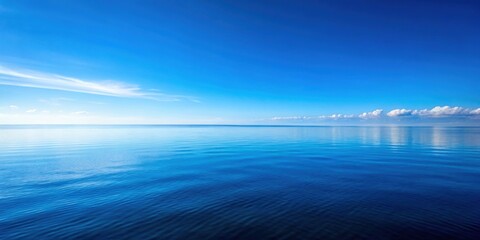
(0, 126, 479, 239)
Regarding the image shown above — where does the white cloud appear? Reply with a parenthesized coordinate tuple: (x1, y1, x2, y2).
(272, 116, 311, 120)
(271, 106, 480, 123)
(272, 114, 356, 121)
(26, 108, 37, 113)
(8, 105, 18, 110)
(322, 114, 355, 119)
(0, 65, 196, 102)
(388, 106, 480, 118)
(422, 106, 468, 116)
(470, 108, 480, 115)
(387, 109, 413, 117)
(359, 109, 383, 119)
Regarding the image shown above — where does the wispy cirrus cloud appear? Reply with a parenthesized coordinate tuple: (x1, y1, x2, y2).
(0, 65, 197, 102)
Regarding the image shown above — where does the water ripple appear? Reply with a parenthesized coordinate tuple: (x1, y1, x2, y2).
(0, 126, 479, 239)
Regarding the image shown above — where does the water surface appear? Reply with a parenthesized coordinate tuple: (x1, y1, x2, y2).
(0, 126, 479, 239)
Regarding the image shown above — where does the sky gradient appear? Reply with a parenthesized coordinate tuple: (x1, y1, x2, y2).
(0, 0, 479, 125)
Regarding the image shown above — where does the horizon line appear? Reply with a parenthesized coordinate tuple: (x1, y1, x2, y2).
(1, 124, 479, 128)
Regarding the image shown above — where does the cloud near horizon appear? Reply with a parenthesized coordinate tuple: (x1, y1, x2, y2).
(359, 109, 383, 119)
(0, 65, 196, 102)
(272, 106, 480, 122)
(387, 106, 480, 117)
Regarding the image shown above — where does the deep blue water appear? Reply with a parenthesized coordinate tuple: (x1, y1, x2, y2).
(0, 126, 479, 239)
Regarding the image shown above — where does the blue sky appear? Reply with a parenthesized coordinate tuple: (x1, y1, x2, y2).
(0, 0, 479, 124)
